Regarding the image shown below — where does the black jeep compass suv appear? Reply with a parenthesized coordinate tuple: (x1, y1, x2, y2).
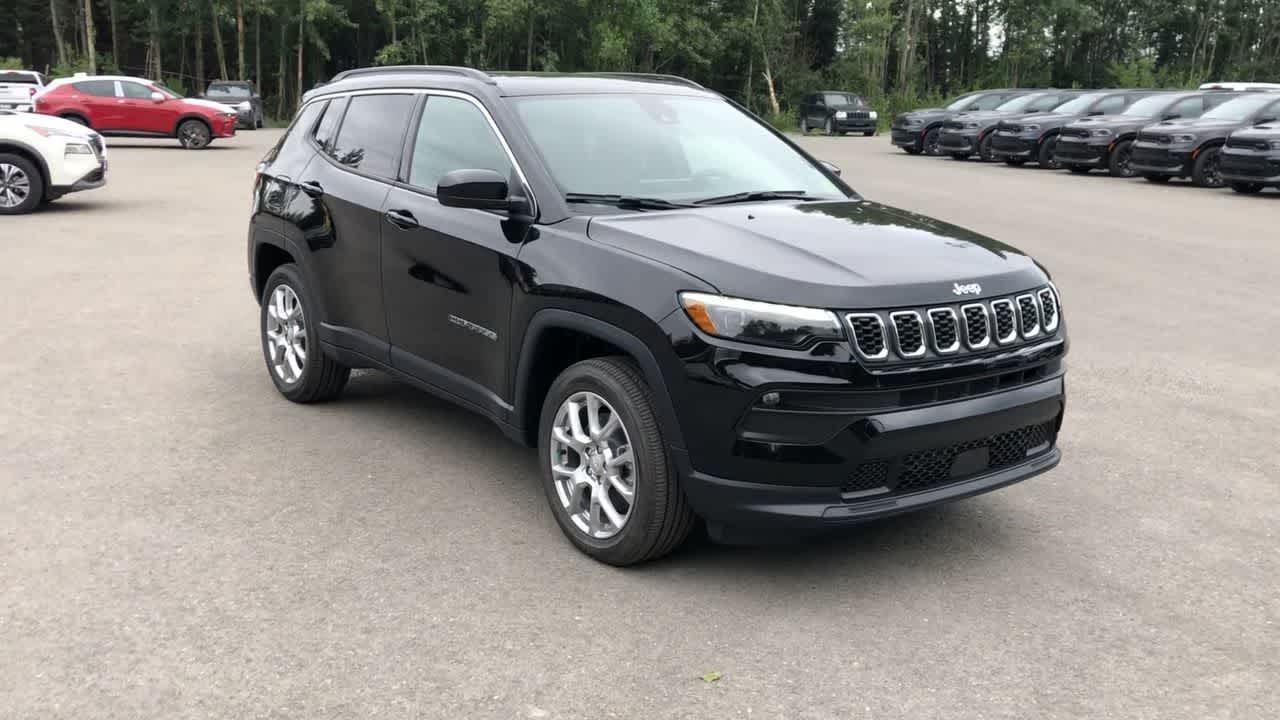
(248, 66, 1068, 565)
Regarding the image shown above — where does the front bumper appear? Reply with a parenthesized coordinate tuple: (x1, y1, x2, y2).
(990, 133, 1037, 160)
(678, 377, 1065, 531)
(834, 116, 876, 132)
(1054, 137, 1108, 166)
(1130, 144, 1191, 175)
(212, 115, 239, 138)
(1220, 150, 1280, 184)
(938, 129, 979, 153)
(890, 127, 923, 147)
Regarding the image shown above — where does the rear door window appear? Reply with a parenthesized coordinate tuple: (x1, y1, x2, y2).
(327, 93, 416, 179)
(72, 80, 118, 97)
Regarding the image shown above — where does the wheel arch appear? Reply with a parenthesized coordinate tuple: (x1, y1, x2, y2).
(252, 237, 297, 302)
(173, 113, 213, 137)
(0, 140, 50, 195)
(512, 309, 685, 451)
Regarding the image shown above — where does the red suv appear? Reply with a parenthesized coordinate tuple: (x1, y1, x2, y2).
(33, 75, 237, 149)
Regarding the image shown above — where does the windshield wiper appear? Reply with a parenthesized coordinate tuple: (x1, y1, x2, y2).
(564, 193, 694, 210)
(693, 190, 815, 206)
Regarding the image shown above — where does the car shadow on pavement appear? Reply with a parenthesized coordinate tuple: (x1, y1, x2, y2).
(331, 372, 1022, 579)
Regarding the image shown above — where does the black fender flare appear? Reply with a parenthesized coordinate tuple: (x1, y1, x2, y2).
(0, 138, 51, 193)
(512, 308, 686, 451)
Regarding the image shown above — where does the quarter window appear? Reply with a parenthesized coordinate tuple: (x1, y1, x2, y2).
(313, 95, 349, 156)
(408, 95, 512, 193)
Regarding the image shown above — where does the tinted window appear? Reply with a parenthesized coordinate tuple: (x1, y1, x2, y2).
(969, 93, 1013, 111)
(328, 93, 414, 178)
(1203, 94, 1279, 121)
(0, 72, 41, 84)
(410, 96, 512, 192)
(120, 81, 155, 99)
(207, 84, 252, 99)
(265, 100, 326, 165)
(72, 80, 117, 97)
(1169, 97, 1205, 119)
(313, 95, 348, 155)
(1094, 94, 1128, 114)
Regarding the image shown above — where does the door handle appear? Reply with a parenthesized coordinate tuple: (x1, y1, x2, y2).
(298, 180, 324, 198)
(384, 209, 419, 230)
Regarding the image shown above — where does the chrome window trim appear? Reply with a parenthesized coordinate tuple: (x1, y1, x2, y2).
(960, 302, 991, 350)
(298, 87, 538, 217)
(889, 310, 927, 359)
(845, 312, 888, 361)
(990, 299, 1019, 345)
(926, 307, 961, 354)
(1016, 294, 1042, 339)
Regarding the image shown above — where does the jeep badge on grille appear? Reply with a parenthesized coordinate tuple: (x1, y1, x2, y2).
(952, 282, 982, 296)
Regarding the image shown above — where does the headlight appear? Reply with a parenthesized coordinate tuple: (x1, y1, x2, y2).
(1171, 134, 1197, 144)
(237, 101, 252, 111)
(835, 110, 847, 119)
(1022, 124, 1041, 132)
(679, 292, 844, 349)
(64, 143, 94, 156)
(1091, 128, 1113, 137)
(869, 110, 878, 120)
(905, 118, 922, 127)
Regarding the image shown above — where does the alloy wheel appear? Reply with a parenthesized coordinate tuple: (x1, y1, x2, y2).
(180, 123, 211, 149)
(264, 284, 307, 384)
(1115, 147, 1133, 177)
(549, 391, 636, 539)
(0, 163, 31, 209)
(1203, 153, 1222, 187)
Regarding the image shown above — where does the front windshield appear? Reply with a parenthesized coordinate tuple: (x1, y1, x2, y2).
(1202, 94, 1276, 121)
(1050, 93, 1107, 114)
(208, 84, 252, 99)
(1123, 94, 1176, 116)
(946, 93, 980, 110)
(993, 94, 1047, 113)
(511, 94, 847, 202)
(824, 93, 862, 107)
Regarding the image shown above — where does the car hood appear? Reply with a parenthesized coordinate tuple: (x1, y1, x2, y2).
(586, 200, 1048, 309)
(1142, 118, 1247, 135)
(952, 109, 1028, 125)
(5, 111, 96, 137)
(1003, 111, 1081, 126)
(1228, 125, 1280, 141)
(897, 108, 954, 123)
(181, 98, 236, 113)
(1067, 114, 1152, 132)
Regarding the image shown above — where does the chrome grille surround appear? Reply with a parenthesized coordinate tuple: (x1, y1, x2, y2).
(842, 286, 1061, 363)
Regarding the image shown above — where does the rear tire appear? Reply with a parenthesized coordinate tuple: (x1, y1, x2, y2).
(0, 153, 44, 215)
(538, 357, 695, 566)
(1191, 146, 1224, 188)
(1107, 139, 1136, 178)
(1037, 135, 1062, 169)
(177, 119, 212, 149)
(259, 264, 350, 403)
(1230, 182, 1264, 194)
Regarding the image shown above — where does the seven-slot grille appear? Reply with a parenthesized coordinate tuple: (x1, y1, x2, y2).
(846, 287, 1060, 362)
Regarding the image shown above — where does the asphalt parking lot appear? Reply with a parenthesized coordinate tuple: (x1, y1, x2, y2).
(3, 129, 1277, 719)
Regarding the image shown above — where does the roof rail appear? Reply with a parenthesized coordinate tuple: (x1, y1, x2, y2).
(570, 72, 704, 89)
(327, 65, 496, 85)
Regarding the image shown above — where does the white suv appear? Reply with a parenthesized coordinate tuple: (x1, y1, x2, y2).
(0, 70, 45, 112)
(0, 110, 107, 214)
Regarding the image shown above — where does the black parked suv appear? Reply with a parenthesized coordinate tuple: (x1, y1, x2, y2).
(891, 89, 1035, 155)
(1055, 92, 1232, 177)
(1131, 92, 1280, 187)
(1219, 124, 1280, 193)
(989, 90, 1162, 169)
(798, 91, 876, 136)
(248, 66, 1068, 565)
(938, 90, 1084, 161)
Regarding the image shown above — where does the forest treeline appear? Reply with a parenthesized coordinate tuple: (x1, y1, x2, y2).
(4, 1, 1280, 120)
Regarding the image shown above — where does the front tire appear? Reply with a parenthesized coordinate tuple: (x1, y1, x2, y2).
(1107, 139, 1136, 178)
(0, 153, 44, 215)
(824, 118, 835, 136)
(1230, 182, 1264, 194)
(1037, 135, 1061, 169)
(260, 265, 350, 403)
(977, 133, 995, 162)
(1191, 147, 1224, 188)
(922, 127, 943, 156)
(539, 357, 695, 566)
(178, 119, 212, 149)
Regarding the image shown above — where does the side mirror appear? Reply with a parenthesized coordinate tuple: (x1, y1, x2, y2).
(820, 160, 841, 176)
(149, 91, 165, 103)
(1162, 113, 1181, 120)
(438, 168, 517, 211)
(1088, 110, 1105, 116)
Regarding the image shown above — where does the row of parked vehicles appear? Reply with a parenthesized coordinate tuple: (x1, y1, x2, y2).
(0, 70, 267, 214)
(889, 83, 1280, 194)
